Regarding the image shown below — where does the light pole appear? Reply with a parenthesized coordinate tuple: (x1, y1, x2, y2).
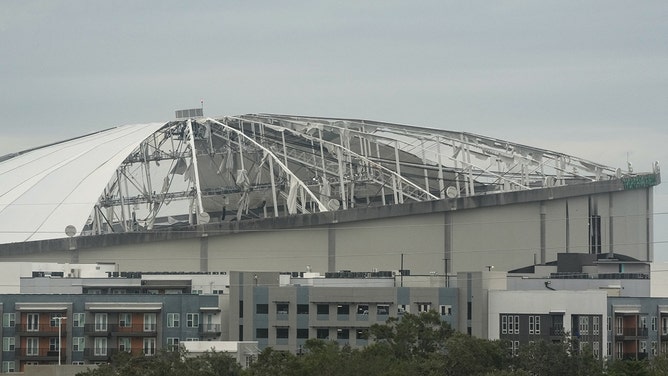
(55, 316, 67, 365)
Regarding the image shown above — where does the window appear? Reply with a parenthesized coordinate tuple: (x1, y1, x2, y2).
(166, 337, 179, 351)
(377, 304, 390, 315)
(316, 328, 329, 339)
(439, 305, 452, 316)
(652, 341, 658, 356)
(593, 342, 600, 359)
(276, 303, 289, 315)
(607, 316, 611, 331)
(398, 304, 410, 315)
(1, 361, 15, 373)
(641, 316, 648, 329)
(49, 337, 59, 352)
(357, 304, 369, 315)
(510, 341, 519, 356)
(72, 337, 85, 352)
(297, 328, 309, 339)
(2, 337, 15, 351)
(616, 342, 623, 359)
(94, 337, 107, 356)
(73, 313, 85, 328)
(143, 338, 156, 356)
(94, 313, 108, 332)
(2, 313, 15, 328)
(618, 316, 625, 335)
(417, 303, 431, 313)
(186, 313, 199, 328)
(652, 316, 657, 331)
(529, 316, 541, 335)
(663, 316, 668, 335)
(607, 342, 612, 356)
(356, 328, 369, 340)
(256, 304, 269, 314)
(317, 304, 329, 315)
(239, 300, 243, 318)
(337, 304, 349, 315)
(27, 337, 38, 356)
(119, 337, 131, 352)
(640, 341, 647, 353)
(167, 313, 180, 328)
(144, 313, 156, 332)
(276, 327, 289, 339)
(593, 316, 600, 335)
(27, 313, 39, 332)
(256, 328, 268, 339)
(297, 304, 309, 315)
(514, 316, 520, 334)
(579, 316, 589, 335)
(501, 315, 508, 335)
(119, 313, 132, 328)
(50, 313, 63, 327)
(579, 341, 588, 353)
(337, 328, 349, 340)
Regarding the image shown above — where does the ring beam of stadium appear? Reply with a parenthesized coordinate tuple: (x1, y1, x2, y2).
(0, 113, 659, 244)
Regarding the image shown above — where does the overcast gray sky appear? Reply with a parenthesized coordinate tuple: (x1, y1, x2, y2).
(1, 1, 666, 258)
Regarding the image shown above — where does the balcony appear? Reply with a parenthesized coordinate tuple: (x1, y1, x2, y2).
(549, 327, 565, 337)
(615, 327, 649, 337)
(15, 347, 65, 361)
(84, 324, 111, 336)
(15, 324, 66, 336)
(83, 348, 116, 361)
(110, 323, 158, 336)
(200, 323, 221, 336)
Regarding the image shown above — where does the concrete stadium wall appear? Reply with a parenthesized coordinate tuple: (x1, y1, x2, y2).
(0, 180, 654, 275)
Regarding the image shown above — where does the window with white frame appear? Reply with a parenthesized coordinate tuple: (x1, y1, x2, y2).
(167, 313, 180, 328)
(2, 337, 15, 352)
(617, 316, 624, 335)
(579, 316, 589, 335)
(73, 313, 85, 328)
(27, 313, 39, 332)
(652, 341, 658, 356)
(167, 337, 180, 351)
(607, 316, 611, 331)
(640, 341, 647, 353)
(2, 313, 15, 328)
(186, 313, 199, 328)
(119, 313, 132, 328)
(501, 315, 508, 334)
(119, 337, 131, 352)
(439, 305, 452, 316)
(143, 338, 156, 356)
(1, 361, 15, 373)
(94, 337, 107, 356)
(663, 316, 668, 335)
(50, 313, 63, 327)
(73, 337, 85, 352)
(529, 316, 540, 335)
(514, 315, 520, 334)
(94, 313, 108, 332)
(607, 342, 612, 356)
(593, 316, 600, 335)
(27, 337, 39, 356)
(417, 303, 431, 313)
(579, 341, 588, 352)
(144, 313, 156, 332)
(49, 337, 59, 352)
(652, 316, 657, 331)
(511, 341, 519, 356)
(593, 342, 599, 359)
(616, 342, 623, 358)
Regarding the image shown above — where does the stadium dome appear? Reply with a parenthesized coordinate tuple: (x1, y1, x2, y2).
(0, 114, 636, 244)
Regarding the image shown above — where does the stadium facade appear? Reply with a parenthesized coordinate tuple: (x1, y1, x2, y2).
(0, 114, 661, 275)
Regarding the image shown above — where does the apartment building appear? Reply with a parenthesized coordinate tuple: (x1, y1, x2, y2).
(228, 271, 458, 353)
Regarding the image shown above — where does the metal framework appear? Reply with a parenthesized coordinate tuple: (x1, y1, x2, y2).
(85, 114, 623, 236)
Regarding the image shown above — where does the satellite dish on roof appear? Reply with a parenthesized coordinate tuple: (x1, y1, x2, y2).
(327, 199, 340, 211)
(198, 212, 210, 224)
(65, 225, 77, 238)
(445, 186, 459, 199)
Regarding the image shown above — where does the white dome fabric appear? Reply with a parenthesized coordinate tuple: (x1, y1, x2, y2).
(0, 122, 166, 244)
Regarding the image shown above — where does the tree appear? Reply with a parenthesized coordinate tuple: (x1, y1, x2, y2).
(369, 310, 454, 359)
